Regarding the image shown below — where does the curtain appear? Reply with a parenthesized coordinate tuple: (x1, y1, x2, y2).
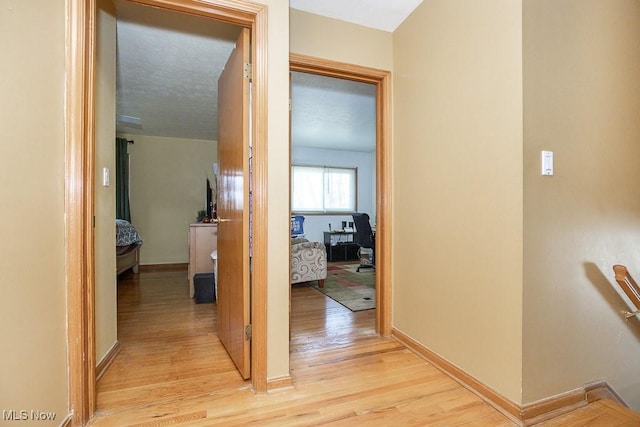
(115, 137, 131, 222)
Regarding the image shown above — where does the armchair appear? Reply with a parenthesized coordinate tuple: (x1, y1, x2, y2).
(291, 237, 327, 287)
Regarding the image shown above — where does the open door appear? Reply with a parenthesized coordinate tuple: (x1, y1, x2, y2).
(216, 28, 251, 379)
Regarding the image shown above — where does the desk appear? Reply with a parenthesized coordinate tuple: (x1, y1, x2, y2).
(323, 231, 359, 262)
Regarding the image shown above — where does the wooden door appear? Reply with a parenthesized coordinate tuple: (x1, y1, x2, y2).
(216, 28, 251, 379)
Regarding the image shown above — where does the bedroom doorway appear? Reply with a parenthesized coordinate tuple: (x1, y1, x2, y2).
(101, 0, 252, 401)
(288, 55, 392, 338)
(67, 0, 268, 424)
(107, 2, 252, 381)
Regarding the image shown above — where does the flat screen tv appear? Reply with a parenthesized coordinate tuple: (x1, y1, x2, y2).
(206, 178, 213, 218)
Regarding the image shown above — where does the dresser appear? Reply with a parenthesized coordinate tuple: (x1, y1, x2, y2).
(188, 223, 218, 298)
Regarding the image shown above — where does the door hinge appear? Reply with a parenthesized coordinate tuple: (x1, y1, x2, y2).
(245, 324, 252, 341)
(244, 63, 252, 80)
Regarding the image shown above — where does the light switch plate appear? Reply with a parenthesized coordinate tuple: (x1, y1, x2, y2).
(103, 167, 110, 187)
(541, 151, 553, 176)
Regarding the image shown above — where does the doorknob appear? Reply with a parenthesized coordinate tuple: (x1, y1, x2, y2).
(211, 218, 231, 224)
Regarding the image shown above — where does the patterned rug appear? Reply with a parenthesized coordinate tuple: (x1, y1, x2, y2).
(310, 263, 375, 311)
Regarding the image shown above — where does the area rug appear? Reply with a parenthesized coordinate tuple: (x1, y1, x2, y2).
(310, 263, 375, 311)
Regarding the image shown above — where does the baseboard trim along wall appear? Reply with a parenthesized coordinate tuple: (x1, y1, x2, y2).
(521, 387, 587, 425)
(391, 328, 522, 424)
(266, 375, 294, 393)
(139, 263, 189, 272)
(521, 380, 628, 426)
(96, 341, 122, 383)
(585, 380, 627, 406)
(391, 327, 626, 426)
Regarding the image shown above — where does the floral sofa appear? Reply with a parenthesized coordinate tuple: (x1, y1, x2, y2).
(290, 237, 327, 287)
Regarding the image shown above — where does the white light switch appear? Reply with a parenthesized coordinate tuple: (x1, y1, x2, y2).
(541, 151, 553, 176)
(103, 167, 110, 187)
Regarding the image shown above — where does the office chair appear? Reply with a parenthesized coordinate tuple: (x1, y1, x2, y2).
(352, 213, 375, 272)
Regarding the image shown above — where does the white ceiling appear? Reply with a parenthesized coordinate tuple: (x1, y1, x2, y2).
(290, 0, 423, 32)
(115, 1, 240, 141)
(291, 72, 376, 152)
(115, 1, 421, 151)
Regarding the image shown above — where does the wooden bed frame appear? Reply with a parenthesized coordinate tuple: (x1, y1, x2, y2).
(117, 244, 141, 276)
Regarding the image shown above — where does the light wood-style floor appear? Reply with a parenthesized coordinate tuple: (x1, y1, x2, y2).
(91, 268, 640, 426)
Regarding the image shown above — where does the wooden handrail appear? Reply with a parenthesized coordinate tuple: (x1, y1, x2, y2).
(612, 265, 640, 319)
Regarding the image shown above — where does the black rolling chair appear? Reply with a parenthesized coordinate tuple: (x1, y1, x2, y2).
(352, 213, 375, 272)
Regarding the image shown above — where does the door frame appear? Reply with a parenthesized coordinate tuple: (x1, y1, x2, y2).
(66, 0, 269, 424)
(289, 54, 392, 336)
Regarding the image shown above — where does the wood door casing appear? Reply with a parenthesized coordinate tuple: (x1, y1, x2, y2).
(217, 27, 251, 379)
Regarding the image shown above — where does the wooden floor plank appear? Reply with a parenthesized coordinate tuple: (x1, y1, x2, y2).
(90, 267, 639, 426)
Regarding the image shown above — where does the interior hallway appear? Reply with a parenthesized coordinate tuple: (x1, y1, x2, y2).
(91, 269, 637, 426)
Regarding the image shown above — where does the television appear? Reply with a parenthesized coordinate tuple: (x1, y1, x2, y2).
(206, 178, 213, 218)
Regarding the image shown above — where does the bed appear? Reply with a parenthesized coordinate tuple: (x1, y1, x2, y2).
(116, 219, 143, 276)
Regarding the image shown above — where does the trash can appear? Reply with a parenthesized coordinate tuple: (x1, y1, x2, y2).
(193, 272, 215, 303)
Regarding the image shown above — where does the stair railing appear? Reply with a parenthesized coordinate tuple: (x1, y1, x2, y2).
(612, 265, 640, 319)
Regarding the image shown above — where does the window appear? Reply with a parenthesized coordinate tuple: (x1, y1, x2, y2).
(291, 165, 357, 214)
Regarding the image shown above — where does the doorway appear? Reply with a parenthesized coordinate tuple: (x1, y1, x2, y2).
(289, 70, 377, 342)
(289, 54, 392, 337)
(66, 0, 268, 424)
(96, 0, 248, 411)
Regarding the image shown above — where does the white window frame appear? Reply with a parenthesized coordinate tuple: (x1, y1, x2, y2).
(291, 165, 358, 214)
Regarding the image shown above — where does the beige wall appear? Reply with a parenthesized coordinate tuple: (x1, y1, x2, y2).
(0, 0, 69, 423)
(523, 0, 640, 408)
(95, 0, 118, 365)
(393, 0, 524, 404)
(263, 0, 291, 381)
(123, 134, 217, 265)
(290, 9, 393, 71)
